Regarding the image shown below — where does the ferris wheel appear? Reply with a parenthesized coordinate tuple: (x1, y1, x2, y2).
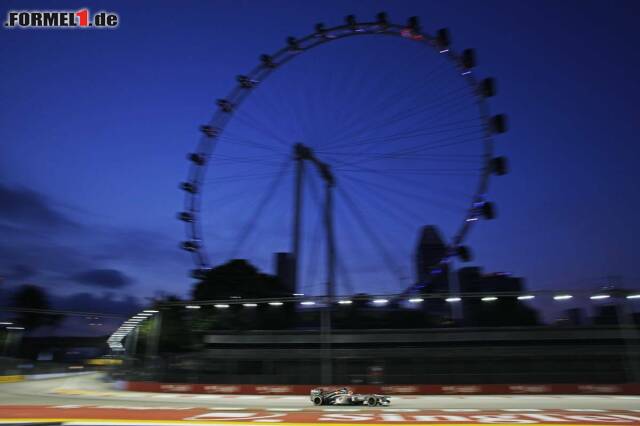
(178, 13, 508, 297)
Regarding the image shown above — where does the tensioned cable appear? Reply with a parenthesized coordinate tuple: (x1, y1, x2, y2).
(336, 185, 406, 285)
(227, 158, 292, 259)
(325, 84, 477, 152)
(320, 50, 459, 150)
(337, 171, 468, 214)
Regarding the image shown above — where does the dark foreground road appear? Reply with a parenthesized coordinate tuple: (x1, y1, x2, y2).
(1, 373, 640, 424)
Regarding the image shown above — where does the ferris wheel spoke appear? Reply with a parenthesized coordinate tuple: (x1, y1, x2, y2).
(321, 152, 483, 166)
(319, 53, 458, 150)
(207, 169, 293, 184)
(339, 175, 422, 232)
(333, 193, 402, 291)
(224, 158, 291, 260)
(345, 116, 483, 147)
(365, 130, 485, 163)
(336, 185, 407, 286)
(336, 256, 355, 296)
(323, 119, 483, 155)
(335, 182, 421, 288)
(333, 87, 475, 150)
(323, 128, 484, 173)
(337, 169, 469, 214)
(322, 74, 470, 150)
(219, 133, 290, 154)
(232, 109, 293, 148)
(334, 161, 479, 200)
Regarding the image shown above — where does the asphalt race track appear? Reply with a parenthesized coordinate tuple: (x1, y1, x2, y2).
(1, 373, 640, 424)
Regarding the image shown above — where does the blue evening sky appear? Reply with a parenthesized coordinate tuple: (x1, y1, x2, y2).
(1, 0, 639, 315)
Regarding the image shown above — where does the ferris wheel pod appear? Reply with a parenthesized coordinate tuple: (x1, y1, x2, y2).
(480, 78, 496, 98)
(237, 75, 257, 89)
(178, 212, 195, 223)
(217, 99, 234, 113)
(436, 28, 451, 49)
(287, 36, 301, 51)
(181, 241, 200, 252)
(188, 153, 206, 166)
(481, 202, 496, 220)
(461, 49, 476, 69)
(200, 125, 219, 137)
(260, 54, 276, 68)
(490, 114, 508, 134)
(180, 182, 198, 193)
(490, 156, 508, 176)
(456, 245, 473, 262)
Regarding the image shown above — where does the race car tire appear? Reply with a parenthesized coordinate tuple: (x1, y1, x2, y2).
(367, 396, 377, 406)
(313, 396, 324, 406)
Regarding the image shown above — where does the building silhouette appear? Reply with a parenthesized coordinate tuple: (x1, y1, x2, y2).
(274, 252, 295, 295)
(414, 225, 451, 321)
(458, 266, 539, 326)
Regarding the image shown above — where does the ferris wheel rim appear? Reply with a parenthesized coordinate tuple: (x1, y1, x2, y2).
(180, 15, 504, 275)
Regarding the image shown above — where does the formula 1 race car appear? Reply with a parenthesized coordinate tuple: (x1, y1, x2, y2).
(310, 387, 390, 406)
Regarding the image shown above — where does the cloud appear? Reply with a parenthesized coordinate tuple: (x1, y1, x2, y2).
(70, 268, 135, 289)
(0, 184, 78, 229)
(1, 264, 36, 281)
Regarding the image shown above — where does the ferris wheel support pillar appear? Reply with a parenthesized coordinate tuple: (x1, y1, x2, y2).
(291, 143, 307, 294)
(322, 176, 336, 384)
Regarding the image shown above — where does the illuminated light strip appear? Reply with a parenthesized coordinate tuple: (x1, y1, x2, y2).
(185, 305, 201, 309)
(590, 294, 610, 300)
(517, 295, 535, 300)
(300, 301, 315, 306)
(445, 297, 461, 302)
(626, 294, 640, 299)
(242, 303, 257, 307)
(481, 296, 497, 302)
(338, 300, 352, 305)
(553, 294, 573, 300)
(268, 302, 283, 306)
(214, 304, 230, 308)
(372, 299, 388, 304)
(408, 298, 424, 303)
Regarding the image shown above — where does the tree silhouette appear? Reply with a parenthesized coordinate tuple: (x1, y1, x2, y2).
(192, 259, 287, 300)
(11, 284, 62, 330)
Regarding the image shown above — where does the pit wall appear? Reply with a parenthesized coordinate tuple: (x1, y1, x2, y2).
(124, 381, 640, 395)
